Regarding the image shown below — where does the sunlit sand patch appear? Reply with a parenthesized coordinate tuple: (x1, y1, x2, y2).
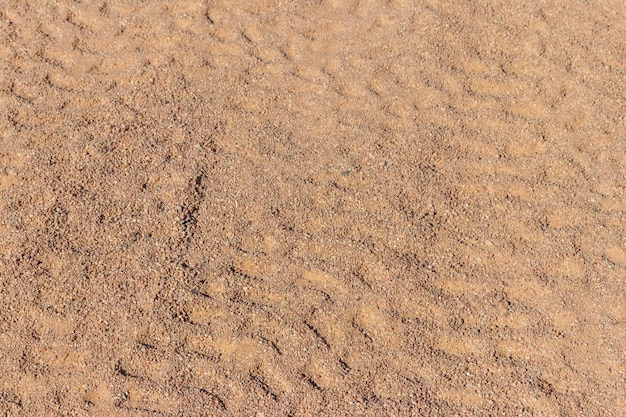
(506, 97, 551, 119)
(548, 257, 585, 280)
(37, 347, 84, 373)
(0, 169, 18, 192)
(126, 382, 178, 413)
(597, 197, 625, 212)
(15, 374, 50, 408)
(505, 276, 553, 304)
(262, 235, 279, 254)
(356, 259, 389, 289)
(29, 308, 75, 341)
(307, 311, 349, 351)
(545, 305, 578, 333)
(353, 300, 398, 346)
(436, 275, 486, 297)
(543, 206, 584, 229)
(0, 146, 28, 191)
(255, 46, 284, 63)
(137, 322, 171, 351)
(188, 304, 233, 327)
(304, 356, 343, 391)
(190, 358, 223, 393)
(435, 335, 486, 356)
(519, 394, 559, 416)
(508, 220, 546, 243)
(195, 276, 227, 298)
(213, 336, 265, 371)
(496, 338, 558, 361)
(293, 65, 326, 82)
(255, 361, 295, 396)
(540, 365, 587, 394)
(394, 291, 448, 326)
(371, 369, 421, 401)
(398, 357, 439, 386)
(542, 157, 581, 185)
(186, 333, 220, 359)
(121, 352, 172, 382)
(563, 331, 624, 382)
(243, 285, 288, 308)
(301, 269, 347, 295)
(603, 246, 626, 265)
(83, 383, 114, 409)
(438, 385, 484, 408)
(469, 77, 527, 97)
(506, 136, 547, 157)
(233, 256, 275, 279)
(494, 310, 536, 331)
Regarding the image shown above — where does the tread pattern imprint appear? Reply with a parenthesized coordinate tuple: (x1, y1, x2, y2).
(0, 0, 625, 416)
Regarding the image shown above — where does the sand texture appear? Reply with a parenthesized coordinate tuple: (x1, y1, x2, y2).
(1, 0, 625, 415)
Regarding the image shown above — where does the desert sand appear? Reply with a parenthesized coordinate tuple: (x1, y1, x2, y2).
(0, 0, 625, 415)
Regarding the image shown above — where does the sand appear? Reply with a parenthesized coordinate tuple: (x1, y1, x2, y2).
(0, 0, 625, 415)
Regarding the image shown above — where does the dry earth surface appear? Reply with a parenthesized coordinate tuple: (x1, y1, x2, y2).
(1, 0, 625, 416)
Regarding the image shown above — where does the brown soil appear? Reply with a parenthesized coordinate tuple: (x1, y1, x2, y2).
(1, 1, 625, 416)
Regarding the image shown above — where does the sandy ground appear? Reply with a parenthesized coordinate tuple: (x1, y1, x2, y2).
(0, 0, 625, 415)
